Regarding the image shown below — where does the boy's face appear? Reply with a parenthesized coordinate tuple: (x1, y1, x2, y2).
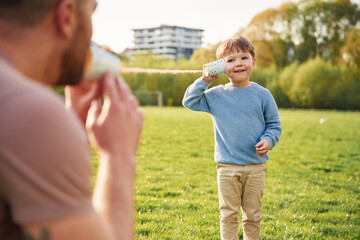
(223, 49, 255, 87)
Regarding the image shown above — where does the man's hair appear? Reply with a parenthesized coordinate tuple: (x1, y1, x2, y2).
(216, 36, 256, 60)
(0, 0, 60, 27)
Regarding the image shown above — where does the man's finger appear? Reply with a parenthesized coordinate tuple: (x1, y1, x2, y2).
(86, 99, 102, 128)
(103, 72, 119, 102)
(116, 76, 133, 105)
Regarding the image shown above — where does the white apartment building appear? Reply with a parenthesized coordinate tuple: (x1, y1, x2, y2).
(130, 25, 204, 60)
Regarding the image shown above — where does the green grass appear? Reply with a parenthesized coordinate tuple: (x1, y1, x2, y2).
(92, 107, 360, 239)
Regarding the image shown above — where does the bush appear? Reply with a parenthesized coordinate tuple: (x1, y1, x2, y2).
(279, 62, 299, 96)
(247, 65, 279, 89)
(123, 72, 201, 106)
(289, 57, 341, 108)
(339, 66, 360, 110)
(121, 56, 359, 110)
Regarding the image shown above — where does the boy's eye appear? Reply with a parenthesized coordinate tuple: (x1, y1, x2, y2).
(227, 59, 234, 62)
(242, 57, 248, 60)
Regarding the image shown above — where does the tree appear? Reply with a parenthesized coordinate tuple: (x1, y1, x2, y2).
(189, 43, 219, 69)
(342, 28, 360, 68)
(297, 0, 360, 63)
(237, 2, 299, 68)
(238, 0, 360, 68)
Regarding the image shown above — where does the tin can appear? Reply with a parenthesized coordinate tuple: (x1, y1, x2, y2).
(83, 42, 121, 81)
(203, 59, 226, 77)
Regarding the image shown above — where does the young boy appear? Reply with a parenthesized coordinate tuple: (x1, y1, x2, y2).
(182, 36, 282, 240)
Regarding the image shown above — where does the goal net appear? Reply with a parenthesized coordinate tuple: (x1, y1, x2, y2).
(134, 90, 163, 107)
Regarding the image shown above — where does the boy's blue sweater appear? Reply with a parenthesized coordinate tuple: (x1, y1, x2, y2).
(182, 78, 282, 165)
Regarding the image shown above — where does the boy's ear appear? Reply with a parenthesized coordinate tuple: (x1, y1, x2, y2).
(54, 0, 77, 39)
(252, 58, 256, 67)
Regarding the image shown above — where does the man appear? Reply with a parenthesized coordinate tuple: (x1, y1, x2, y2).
(0, 0, 144, 239)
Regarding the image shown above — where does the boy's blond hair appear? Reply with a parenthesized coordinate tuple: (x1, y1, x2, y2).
(216, 36, 256, 60)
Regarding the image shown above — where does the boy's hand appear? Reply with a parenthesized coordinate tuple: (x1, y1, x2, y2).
(255, 140, 270, 156)
(202, 74, 219, 84)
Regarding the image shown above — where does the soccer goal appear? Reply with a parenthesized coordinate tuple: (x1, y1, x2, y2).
(134, 90, 163, 107)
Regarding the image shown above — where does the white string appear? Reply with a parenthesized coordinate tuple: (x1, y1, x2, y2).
(122, 67, 203, 74)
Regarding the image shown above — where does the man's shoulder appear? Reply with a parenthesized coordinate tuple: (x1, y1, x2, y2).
(0, 61, 86, 148)
(0, 61, 92, 226)
(0, 61, 64, 112)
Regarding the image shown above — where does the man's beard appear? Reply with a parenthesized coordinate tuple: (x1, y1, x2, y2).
(55, 21, 90, 86)
(55, 47, 86, 86)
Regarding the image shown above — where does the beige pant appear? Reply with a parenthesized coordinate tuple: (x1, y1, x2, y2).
(217, 163, 267, 240)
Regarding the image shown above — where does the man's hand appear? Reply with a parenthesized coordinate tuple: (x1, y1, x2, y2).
(85, 71, 144, 161)
(65, 80, 103, 125)
(255, 140, 270, 156)
(86, 71, 144, 239)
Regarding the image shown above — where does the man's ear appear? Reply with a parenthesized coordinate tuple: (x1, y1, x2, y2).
(54, 0, 77, 39)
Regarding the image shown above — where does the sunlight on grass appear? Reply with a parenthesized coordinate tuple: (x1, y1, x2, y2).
(91, 107, 360, 239)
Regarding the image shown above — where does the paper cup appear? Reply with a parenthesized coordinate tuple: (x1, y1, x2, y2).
(83, 42, 121, 81)
(203, 59, 226, 77)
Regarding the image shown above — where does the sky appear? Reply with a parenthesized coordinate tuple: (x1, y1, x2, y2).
(91, 0, 294, 53)
(91, 0, 358, 53)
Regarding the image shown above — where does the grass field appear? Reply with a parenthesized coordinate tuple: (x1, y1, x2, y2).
(93, 107, 360, 239)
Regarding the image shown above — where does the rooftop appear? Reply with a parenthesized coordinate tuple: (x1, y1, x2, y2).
(132, 24, 204, 32)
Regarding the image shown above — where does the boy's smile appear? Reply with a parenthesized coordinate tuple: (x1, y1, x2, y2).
(224, 50, 256, 88)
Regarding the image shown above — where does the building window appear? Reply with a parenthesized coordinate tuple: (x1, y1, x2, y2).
(131, 25, 203, 60)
